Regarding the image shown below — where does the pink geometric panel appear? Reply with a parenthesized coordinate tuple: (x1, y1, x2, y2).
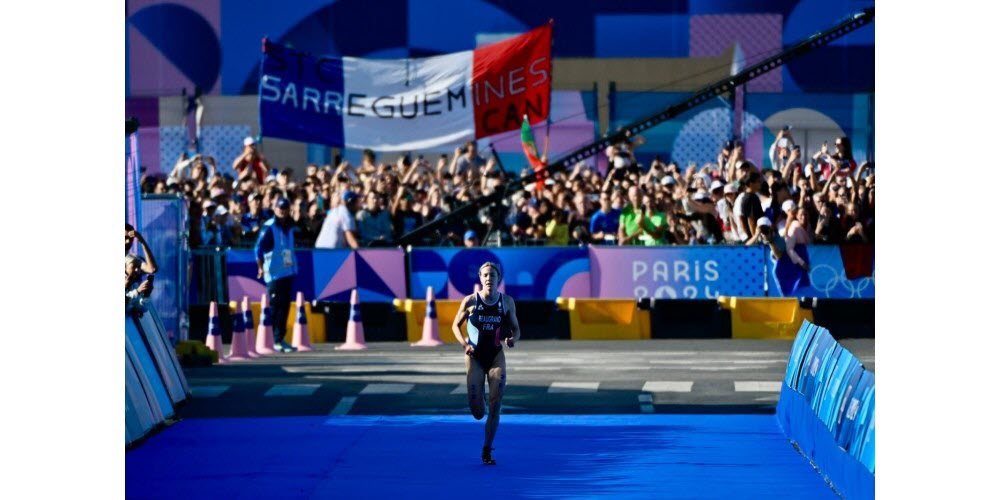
(130, 25, 193, 97)
(229, 276, 267, 305)
(358, 249, 407, 298)
(690, 15, 783, 93)
(318, 252, 357, 299)
(560, 272, 591, 299)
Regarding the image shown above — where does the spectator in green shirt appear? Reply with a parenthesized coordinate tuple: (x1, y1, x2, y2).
(637, 193, 669, 246)
(617, 186, 643, 245)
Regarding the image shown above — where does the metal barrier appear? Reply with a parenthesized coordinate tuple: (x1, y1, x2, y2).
(141, 195, 190, 342)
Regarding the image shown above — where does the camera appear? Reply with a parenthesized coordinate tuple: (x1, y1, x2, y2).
(142, 274, 155, 298)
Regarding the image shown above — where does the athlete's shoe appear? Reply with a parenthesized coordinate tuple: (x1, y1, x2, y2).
(275, 341, 298, 353)
(482, 447, 496, 465)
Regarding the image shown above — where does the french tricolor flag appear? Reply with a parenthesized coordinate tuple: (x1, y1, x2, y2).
(259, 22, 552, 151)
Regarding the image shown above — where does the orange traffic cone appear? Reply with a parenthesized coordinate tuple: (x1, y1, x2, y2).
(337, 289, 367, 350)
(227, 303, 250, 360)
(291, 292, 314, 352)
(242, 296, 260, 358)
(412, 286, 444, 347)
(256, 293, 277, 355)
(204, 301, 226, 363)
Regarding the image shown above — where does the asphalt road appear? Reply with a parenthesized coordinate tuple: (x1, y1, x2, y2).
(177, 339, 874, 418)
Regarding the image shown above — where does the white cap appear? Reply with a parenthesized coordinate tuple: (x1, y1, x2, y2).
(661, 175, 676, 185)
(710, 180, 725, 192)
(693, 191, 711, 202)
(757, 216, 772, 227)
(244, 136, 256, 146)
(214, 205, 229, 216)
(723, 183, 738, 194)
(782, 200, 797, 212)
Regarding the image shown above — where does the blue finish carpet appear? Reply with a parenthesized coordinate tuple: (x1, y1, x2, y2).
(126, 414, 835, 499)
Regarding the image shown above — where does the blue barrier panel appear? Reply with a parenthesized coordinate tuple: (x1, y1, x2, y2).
(137, 308, 188, 404)
(809, 342, 844, 416)
(836, 370, 874, 453)
(818, 352, 863, 431)
(125, 316, 174, 422)
(410, 247, 590, 300)
(850, 382, 876, 470)
(856, 400, 876, 473)
(777, 320, 875, 499)
(125, 348, 155, 446)
(785, 321, 821, 389)
(795, 329, 838, 400)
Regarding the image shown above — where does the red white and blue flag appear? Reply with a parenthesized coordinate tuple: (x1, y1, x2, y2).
(259, 22, 552, 151)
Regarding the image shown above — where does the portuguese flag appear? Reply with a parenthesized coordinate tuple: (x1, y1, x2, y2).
(520, 115, 547, 191)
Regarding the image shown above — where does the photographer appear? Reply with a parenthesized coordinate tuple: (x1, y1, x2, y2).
(125, 254, 155, 313)
(745, 216, 785, 260)
(232, 136, 269, 183)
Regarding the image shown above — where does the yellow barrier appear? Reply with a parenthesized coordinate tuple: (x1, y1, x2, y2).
(555, 298, 650, 340)
(230, 301, 327, 344)
(393, 299, 464, 344)
(717, 296, 814, 339)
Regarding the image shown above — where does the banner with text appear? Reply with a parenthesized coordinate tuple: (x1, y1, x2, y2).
(259, 22, 551, 150)
(589, 246, 766, 299)
(409, 247, 589, 300)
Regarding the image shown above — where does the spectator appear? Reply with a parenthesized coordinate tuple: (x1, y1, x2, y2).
(636, 193, 669, 246)
(241, 193, 272, 244)
(746, 216, 785, 260)
(356, 192, 393, 247)
(464, 230, 479, 247)
(617, 185, 644, 246)
(390, 186, 424, 239)
(315, 191, 361, 249)
(589, 191, 621, 245)
(232, 136, 269, 183)
(201, 205, 235, 247)
(452, 141, 486, 177)
(545, 209, 569, 246)
(734, 171, 764, 242)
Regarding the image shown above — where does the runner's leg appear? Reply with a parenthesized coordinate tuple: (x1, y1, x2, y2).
(484, 350, 507, 450)
(465, 354, 486, 420)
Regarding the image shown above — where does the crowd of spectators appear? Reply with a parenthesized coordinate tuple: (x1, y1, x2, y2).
(140, 128, 874, 251)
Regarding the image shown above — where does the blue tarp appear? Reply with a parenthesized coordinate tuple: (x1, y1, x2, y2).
(126, 414, 836, 499)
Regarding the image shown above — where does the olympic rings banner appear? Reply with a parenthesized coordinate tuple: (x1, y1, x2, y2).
(765, 244, 875, 299)
(409, 247, 590, 300)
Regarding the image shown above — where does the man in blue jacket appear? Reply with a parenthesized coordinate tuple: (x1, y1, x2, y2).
(255, 197, 298, 353)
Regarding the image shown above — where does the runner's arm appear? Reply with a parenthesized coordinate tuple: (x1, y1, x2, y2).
(505, 296, 521, 347)
(452, 295, 474, 354)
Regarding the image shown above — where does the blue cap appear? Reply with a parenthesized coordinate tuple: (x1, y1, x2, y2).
(464, 230, 477, 241)
(275, 197, 291, 209)
(342, 191, 359, 203)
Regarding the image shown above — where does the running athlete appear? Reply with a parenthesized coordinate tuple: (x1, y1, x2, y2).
(452, 262, 522, 465)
